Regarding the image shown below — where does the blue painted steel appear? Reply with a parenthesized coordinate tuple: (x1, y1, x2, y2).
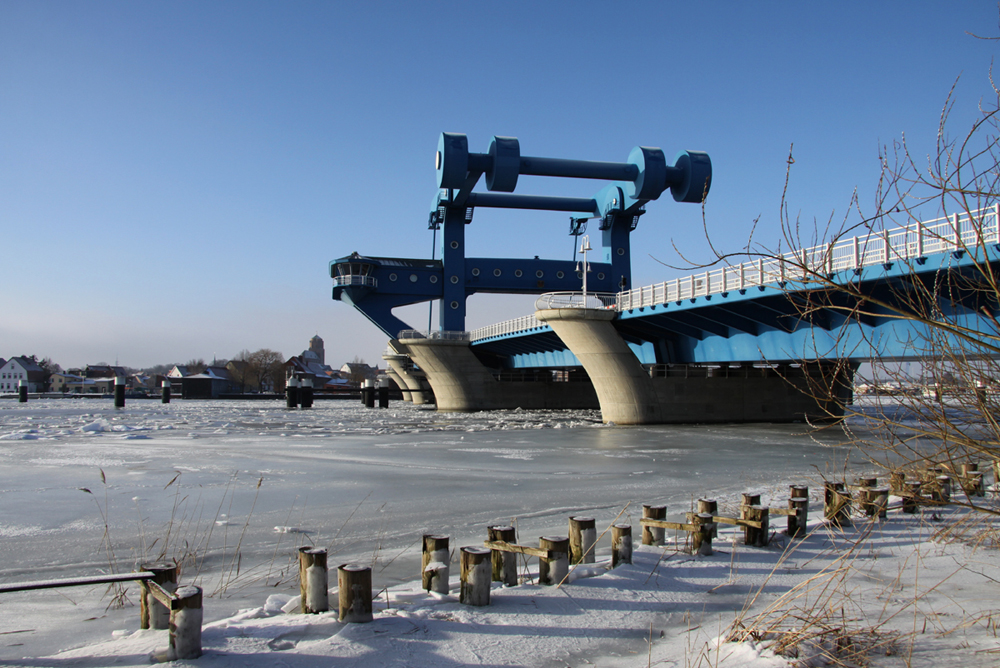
(471, 244, 1000, 366)
(334, 133, 711, 338)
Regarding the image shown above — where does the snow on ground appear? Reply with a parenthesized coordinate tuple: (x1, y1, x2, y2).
(5, 501, 1000, 668)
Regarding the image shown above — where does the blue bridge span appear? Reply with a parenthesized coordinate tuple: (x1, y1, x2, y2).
(332, 133, 1000, 424)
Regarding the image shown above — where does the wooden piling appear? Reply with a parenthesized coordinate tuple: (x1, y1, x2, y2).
(744, 505, 769, 547)
(689, 512, 715, 556)
(298, 547, 328, 613)
(568, 516, 596, 564)
(538, 536, 569, 586)
(421, 534, 450, 595)
(459, 547, 491, 606)
(936, 475, 952, 503)
(337, 564, 373, 623)
(961, 463, 985, 497)
(788, 497, 809, 537)
(611, 524, 632, 568)
(487, 526, 517, 586)
(641, 504, 666, 546)
(902, 481, 922, 513)
(824, 481, 850, 526)
(168, 585, 202, 661)
(890, 472, 906, 495)
(740, 493, 761, 544)
(139, 562, 177, 630)
(697, 499, 718, 538)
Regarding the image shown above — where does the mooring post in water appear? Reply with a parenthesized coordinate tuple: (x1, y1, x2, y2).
(286, 375, 300, 409)
(902, 480, 922, 513)
(611, 523, 632, 567)
(168, 585, 202, 661)
(378, 377, 389, 408)
(641, 504, 666, 546)
(298, 547, 329, 613)
(688, 512, 714, 556)
(873, 487, 889, 519)
(538, 536, 569, 585)
(935, 475, 952, 503)
(744, 505, 769, 547)
(338, 564, 373, 623)
(740, 493, 761, 543)
(363, 379, 375, 408)
(300, 377, 314, 409)
(890, 472, 906, 495)
(114, 376, 125, 408)
(421, 534, 450, 595)
(17, 379, 27, 403)
(140, 562, 178, 630)
(161, 378, 171, 404)
(568, 516, 596, 564)
(488, 526, 517, 586)
(961, 462, 984, 497)
(824, 482, 850, 526)
(459, 546, 491, 606)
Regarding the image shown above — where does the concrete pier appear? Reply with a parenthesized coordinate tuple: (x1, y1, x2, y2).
(536, 308, 662, 424)
(400, 337, 599, 412)
(384, 340, 434, 405)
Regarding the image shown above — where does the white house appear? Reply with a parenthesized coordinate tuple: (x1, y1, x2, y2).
(0, 357, 45, 393)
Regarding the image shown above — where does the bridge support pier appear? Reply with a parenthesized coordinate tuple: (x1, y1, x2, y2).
(384, 341, 434, 405)
(535, 308, 663, 424)
(400, 338, 598, 412)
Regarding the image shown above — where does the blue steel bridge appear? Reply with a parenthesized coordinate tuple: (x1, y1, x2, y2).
(331, 133, 1000, 422)
(463, 205, 1000, 369)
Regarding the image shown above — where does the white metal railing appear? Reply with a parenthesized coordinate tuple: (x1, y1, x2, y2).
(617, 204, 1000, 311)
(534, 292, 618, 310)
(398, 329, 471, 341)
(468, 205, 999, 342)
(333, 275, 377, 288)
(469, 314, 546, 341)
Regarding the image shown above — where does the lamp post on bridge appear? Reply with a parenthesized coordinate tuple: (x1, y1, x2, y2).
(577, 235, 592, 306)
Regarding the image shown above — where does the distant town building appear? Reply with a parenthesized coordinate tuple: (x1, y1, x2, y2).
(50, 372, 84, 393)
(0, 356, 45, 392)
(308, 335, 325, 365)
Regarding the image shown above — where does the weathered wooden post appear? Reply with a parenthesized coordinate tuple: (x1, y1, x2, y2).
(17, 379, 27, 403)
(298, 547, 329, 613)
(459, 547, 491, 606)
(866, 487, 889, 519)
(611, 523, 632, 567)
(538, 536, 569, 586)
(787, 485, 809, 536)
(338, 564, 373, 623)
(300, 377, 314, 409)
(161, 378, 171, 404)
(961, 462, 984, 497)
(168, 585, 202, 661)
(114, 376, 126, 408)
(688, 512, 715, 556)
(740, 493, 761, 544)
(745, 505, 769, 547)
(140, 562, 178, 630)
(286, 375, 300, 409)
(902, 481, 922, 513)
(488, 526, 517, 586)
(641, 504, 666, 546)
(568, 516, 596, 564)
(697, 499, 719, 538)
(378, 377, 389, 408)
(421, 534, 450, 595)
(824, 481, 850, 526)
(890, 472, 906, 495)
(936, 475, 952, 503)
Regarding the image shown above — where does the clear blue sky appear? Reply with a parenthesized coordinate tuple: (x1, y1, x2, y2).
(2, 1, 997, 370)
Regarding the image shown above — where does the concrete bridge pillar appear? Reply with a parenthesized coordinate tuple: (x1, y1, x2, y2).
(384, 340, 434, 405)
(400, 338, 501, 411)
(535, 308, 663, 424)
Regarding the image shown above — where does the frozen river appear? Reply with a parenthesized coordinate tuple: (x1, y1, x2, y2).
(0, 398, 861, 660)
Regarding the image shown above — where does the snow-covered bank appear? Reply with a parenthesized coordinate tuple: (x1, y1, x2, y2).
(6, 500, 1000, 668)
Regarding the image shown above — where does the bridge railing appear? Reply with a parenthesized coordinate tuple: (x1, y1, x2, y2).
(468, 205, 999, 342)
(617, 204, 1000, 310)
(469, 314, 546, 341)
(535, 292, 618, 310)
(398, 329, 471, 341)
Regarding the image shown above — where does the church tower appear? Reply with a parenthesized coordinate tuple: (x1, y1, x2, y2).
(309, 335, 325, 365)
